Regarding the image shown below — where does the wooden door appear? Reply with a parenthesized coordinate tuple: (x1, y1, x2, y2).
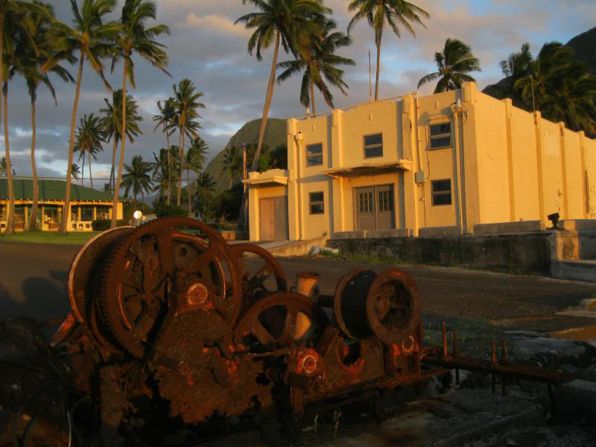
(273, 196, 288, 240)
(355, 187, 375, 232)
(354, 185, 395, 231)
(259, 198, 275, 241)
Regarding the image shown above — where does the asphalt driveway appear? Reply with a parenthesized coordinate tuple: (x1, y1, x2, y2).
(1, 241, 595, 334)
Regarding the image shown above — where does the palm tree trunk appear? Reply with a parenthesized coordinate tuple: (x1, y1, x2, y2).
(62, 54, 85, 233)
(252, 30, 281, 171)
(112, 59, 128, 228)
(177, 131, 184, 207)
(30, 98, 38, 231)
(187, 164, 191, 213)
(310, 79, 316, 116)
(89, 156, 93, 189)
(238, 30, 281, 230)
(81, 155, 85, 187)
(110, 137, 117, 192)
(164, 124, 171, 205)
(2, 82, 15, 234)
(374, 30, 382, 101)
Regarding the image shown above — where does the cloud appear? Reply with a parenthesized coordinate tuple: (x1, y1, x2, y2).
(179, 13, 249, 37)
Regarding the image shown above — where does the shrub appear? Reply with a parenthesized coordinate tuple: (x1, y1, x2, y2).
(91, 219, 125, 231)
(154, 203, 187, 218)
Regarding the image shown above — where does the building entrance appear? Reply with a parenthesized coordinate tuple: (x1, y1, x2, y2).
(354, 185, 395, 232)
(259, 196, 288, 241)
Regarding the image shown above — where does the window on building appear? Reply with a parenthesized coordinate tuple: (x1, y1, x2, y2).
(429, 122, 451, 149)
(364, 133, 383, 158)
(306, 143, 323, 166)
(431, 179, 452, 206)
(0, 205, 6, 220)
(309, 191, 324, 214)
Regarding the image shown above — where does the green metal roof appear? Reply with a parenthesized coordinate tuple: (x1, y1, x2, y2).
(0, 178, 113, 202)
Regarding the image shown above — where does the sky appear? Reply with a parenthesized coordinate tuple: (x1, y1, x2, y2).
(2, 0, 595, 188)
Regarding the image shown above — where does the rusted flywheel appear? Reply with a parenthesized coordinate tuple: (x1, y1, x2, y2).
(97, 218, 241, 357)
(235, 292, 315, 352)
(365, 269, 420, 345)
(230, 243, 287, 309)
(333, 269, 377, 340)
(67, 226, 135, 324)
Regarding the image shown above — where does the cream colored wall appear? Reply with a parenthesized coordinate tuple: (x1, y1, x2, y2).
(561, 127, 584, 219)
(473, 94, 511, 224)
(585, 135, 596, 217)
(416, 90, 458, 228)
(509, 106, 540, 221)
(300, 177, 332, 239)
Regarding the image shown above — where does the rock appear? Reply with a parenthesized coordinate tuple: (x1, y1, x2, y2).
(510, 336, 596, 368)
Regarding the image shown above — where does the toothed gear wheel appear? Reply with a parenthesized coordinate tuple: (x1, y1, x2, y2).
(96, 218, 241, 357)
(234, 292, 315, 352)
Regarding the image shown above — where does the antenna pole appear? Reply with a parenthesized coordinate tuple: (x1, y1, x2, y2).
(368, 48, 373, 101)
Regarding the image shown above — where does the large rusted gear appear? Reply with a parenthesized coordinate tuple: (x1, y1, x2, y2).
(235, 292, 315, 352)
(96, 218, 241, 357)
(365, 269, 420, 345)
(230, 243, 287, 309)
(333, 269, 377, 340)
(67, 226, 134, 324)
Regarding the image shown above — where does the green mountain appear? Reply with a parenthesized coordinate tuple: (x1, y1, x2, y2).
(205, 118, 287, 192)
(567, 26, 596, 74)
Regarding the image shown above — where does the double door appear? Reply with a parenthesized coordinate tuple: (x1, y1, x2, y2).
(259, 196, 288, 241)
(354, 185, 395, 232)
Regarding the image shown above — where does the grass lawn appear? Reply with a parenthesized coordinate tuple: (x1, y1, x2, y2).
(0, 231, 99, 245)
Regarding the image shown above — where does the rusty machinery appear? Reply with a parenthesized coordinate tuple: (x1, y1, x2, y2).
(49, 217, 432, 440)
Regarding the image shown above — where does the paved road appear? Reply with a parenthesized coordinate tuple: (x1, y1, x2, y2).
(1, 242, 596, 333)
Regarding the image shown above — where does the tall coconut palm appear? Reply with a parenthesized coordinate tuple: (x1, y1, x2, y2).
(172, 79, 204, 207)
(0, 0, 37, 234)
(222, 145, 242, 188)
(348, 0, 429, 100)
(15, 2, 74, 230)
(278, 18, 355, 115)
(121, 154, 152, 204)
(152, 145, 179, 202)
(100, 89, 142, 192)
(185, 137, 208, 212)
(235, 0, 330, 171)
(0, 157, 6, 176)
(152, 97, 176, 203)
(417, 38, 480, 93)
(43, 0, 120, 233)
(75, 113, 104, 189)
(111, 0, 169, 228)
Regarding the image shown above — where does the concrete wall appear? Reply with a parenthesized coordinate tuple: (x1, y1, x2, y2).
(328, 233, 553, 274)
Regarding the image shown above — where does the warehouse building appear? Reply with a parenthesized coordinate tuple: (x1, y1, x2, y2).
(246, 82, 596, 241)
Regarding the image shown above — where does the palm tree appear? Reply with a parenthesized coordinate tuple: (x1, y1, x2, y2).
(417, 38, 480, 93)
(75, 113, 104, 189)
(0, 156, 7, 176)
(121, 154, 152, 204)
(194, 172, 216, 220)
(222, 145, 242, 188)
(100, 89, 142, 192)
(43, 0, 120, 233)
(235, 0, 329, 171)
(152, 97, 176, 203)
(70, 162, 81, 181)
(185, 137, 208, 212)
(348, 0, 429, 100)
(0, 0, 37, 234)
(515, 42, 596, 133)
(173, 79, 204, 207)
(15, 2, 74, 230)
(111, 0, 169, 228)
(278, 18, 355, 115)
(152, 146, 179, 203)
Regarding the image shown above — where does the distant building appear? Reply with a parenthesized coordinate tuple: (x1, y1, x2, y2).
(0, 178, 123, 232)
(246, 82, 596, 241)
